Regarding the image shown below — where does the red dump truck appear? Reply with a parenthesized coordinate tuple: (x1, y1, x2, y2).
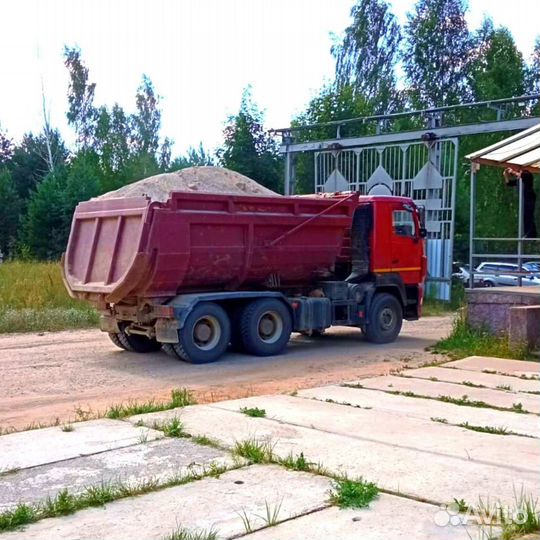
(62, 191, 427, 363)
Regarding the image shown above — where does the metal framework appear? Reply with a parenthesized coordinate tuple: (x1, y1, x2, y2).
(272, 95, 540, 300)
(467, 123, 540, 288)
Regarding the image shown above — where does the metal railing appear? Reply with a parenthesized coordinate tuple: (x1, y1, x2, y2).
(271, 94, 540, 141)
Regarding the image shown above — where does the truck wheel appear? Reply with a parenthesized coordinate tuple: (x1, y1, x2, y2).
(115, 327, 162, 353)
(171, 303, 231, 364)
(364, 293, 403, 344)
(108, 332, 127, 350)
(240, 299, 292, 356)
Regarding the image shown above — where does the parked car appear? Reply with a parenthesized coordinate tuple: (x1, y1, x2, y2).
(452, 263, 483, 287)
(523, 262, 540, 274)
(475, 262, 540, 287)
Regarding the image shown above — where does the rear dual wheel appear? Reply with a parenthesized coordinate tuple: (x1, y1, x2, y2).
(165, 298, 292, 363)
(164, 302, 231, 364)
(238, 299, 292, 356)
(108, 325, 162, 353)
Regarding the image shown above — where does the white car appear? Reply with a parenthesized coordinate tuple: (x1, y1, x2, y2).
(475, 262, 540, 287)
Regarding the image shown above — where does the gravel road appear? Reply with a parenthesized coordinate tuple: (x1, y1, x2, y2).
(0, 316, 452, 430)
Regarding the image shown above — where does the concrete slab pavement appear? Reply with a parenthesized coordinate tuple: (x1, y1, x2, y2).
(245, 494, 480, 540)
(0, 437, 233, 511)
(444, 356, 540, 378)
(131, 405, 540, 507)
(352, 375, 540, 413)
(0, 419, 163, 472)
(3, 465, 331, 540)
(209, 394, 540, 472)
(404, 366, 540, 393)
(298, 385, 540, 438)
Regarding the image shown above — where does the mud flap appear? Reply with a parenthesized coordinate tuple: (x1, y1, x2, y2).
(100, 314, 120, 333)
(155, 318, 180, 343)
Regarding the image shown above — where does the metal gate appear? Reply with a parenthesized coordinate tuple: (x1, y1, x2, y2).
(314, 139, 459, 300)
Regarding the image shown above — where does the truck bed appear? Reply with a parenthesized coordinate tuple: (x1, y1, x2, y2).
(63, 192, 358, 304)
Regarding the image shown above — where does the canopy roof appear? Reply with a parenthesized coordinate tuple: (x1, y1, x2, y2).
(466, 122, 540, 172)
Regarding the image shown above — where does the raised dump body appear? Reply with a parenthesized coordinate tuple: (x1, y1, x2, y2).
(63, 192, 358, 303)
(63, 191, 426, 364)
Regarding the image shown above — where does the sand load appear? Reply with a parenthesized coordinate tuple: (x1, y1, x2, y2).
(96, 166, 280, 202)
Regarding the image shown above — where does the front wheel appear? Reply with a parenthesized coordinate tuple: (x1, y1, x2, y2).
(240, 298, 292, 356)
(168, 302, 231, 364)
(364, 293, 403, 344)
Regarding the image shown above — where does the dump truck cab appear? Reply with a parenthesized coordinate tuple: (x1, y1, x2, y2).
(63, 192, 426, 364)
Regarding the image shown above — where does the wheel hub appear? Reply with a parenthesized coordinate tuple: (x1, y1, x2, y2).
(193, 316, 221, 350)
(257, 311, 283, 344)
(380, 307, 395, 330)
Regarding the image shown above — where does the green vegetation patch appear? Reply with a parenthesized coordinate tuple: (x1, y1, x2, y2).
(0, 262, 98, 333)
(433, 314, 532, 361)
(328, 477, 379, 509)
(239, 407, 266, 418)
(165, 527, 219, 540)
(106, 388, 196, 419)
(0, 462, 231, 533)
(233, 438, 274, 464)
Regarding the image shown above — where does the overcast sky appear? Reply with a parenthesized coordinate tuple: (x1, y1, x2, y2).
(1, 0, 539, 154)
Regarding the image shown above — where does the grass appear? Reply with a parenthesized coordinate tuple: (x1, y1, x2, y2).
(385, 390, 533, 414)
(233, 438, 274, 464)
(458, 422, 511, 436)
(192, 435, 222, 449)
(431, 417, 533, 438)
(453, 497, 469, 512)
(61, 424, 74, 432)
(165, 527, 218, 540)
(323, 398, 372, 410)
(154, 417, 185, 438)
(232, 439, 330, 476)
(0, 261, 98, 333)
(422, 282, 465, 316)
(105, 388, 196, 419)
(462, 380, 486, 388)
(499, 490, 540, 539)
(240, 407, 266, 418)
(279, 452, 312, 472)
(328, 477, 379, 509)
(0, 463, 232, 533)
(477, 489, 540, 540)
(433, 313, 532, 361)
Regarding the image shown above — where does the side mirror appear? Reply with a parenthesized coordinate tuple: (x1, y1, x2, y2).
(419, 227, 427, 238)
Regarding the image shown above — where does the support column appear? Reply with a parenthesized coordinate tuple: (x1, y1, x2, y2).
(468, 166, 477, 289)
(284, 151, 291, 195)
(517, 175, 524, 286)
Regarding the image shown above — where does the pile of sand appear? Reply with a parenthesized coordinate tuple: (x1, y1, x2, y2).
(96, 166, 280, 202)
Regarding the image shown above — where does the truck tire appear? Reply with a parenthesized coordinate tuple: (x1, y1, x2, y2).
(108, 332, 127, 350)
(170, 302, 231, 364)
(115, 327, 162, 353)
(364, 292, 403, 344)
(240, 299, 292, 356)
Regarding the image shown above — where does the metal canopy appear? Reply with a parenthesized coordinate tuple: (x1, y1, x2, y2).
(466, 122, 540, 172)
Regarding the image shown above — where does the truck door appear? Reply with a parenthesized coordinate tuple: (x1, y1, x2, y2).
(390, 203, 423, 284)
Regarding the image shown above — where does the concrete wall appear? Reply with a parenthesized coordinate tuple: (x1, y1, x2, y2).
(466, 287, 540, 351)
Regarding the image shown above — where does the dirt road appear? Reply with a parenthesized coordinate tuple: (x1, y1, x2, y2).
(0, 316, 452, 430)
